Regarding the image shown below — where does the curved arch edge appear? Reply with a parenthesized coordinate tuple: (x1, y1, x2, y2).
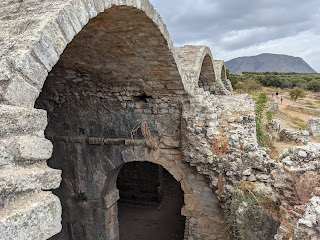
(0, 0, 185, 108)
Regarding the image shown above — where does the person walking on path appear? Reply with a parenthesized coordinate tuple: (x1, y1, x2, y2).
(272, 93, 274, 98)
(280, 97, 283, 105)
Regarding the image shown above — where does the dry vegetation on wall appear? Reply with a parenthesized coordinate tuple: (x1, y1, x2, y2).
(224, 184, 280, 240)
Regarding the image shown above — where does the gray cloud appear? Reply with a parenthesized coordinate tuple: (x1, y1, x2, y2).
(150, 0, 320, 72)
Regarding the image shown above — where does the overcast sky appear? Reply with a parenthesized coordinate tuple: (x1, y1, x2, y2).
(150, 0, 320, 72)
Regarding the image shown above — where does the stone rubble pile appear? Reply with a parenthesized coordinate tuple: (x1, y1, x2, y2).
(280, 128, 310, 144)
(266, 119, 281, 140)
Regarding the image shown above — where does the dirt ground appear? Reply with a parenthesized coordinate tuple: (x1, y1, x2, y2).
(118, 171, 185, 240)
(264, 87, 320, 155)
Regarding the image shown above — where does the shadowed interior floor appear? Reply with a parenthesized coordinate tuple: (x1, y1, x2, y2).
(118, 169, 185, 240)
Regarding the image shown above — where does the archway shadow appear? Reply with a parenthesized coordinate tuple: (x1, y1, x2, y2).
(117, 162, 185, 240)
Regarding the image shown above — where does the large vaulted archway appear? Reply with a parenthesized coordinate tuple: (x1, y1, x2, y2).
(34, 3, 186, 239)
(0, 1, 228, 239)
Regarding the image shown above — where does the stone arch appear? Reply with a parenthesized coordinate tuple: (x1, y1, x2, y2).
(198, 54, 216, 93)
(29, 2, 189, 238)
(0, 1, 229, 239)
(102, 149, 228, 240)
(221, 64, 226, 81)
(0, 0, 188, 108)
(175, 45, 217, 95)
(116, 161, 186, 239)
(213, 60, 233, 94)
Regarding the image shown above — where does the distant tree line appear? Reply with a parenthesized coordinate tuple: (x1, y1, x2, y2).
(227, 71, 320, 92)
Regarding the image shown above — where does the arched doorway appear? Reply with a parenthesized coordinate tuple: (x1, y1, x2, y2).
(117, 162, 185, 240)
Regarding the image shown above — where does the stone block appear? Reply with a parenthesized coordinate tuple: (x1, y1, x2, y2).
(32, 35, 59, 72)
(160, 137, 180, 148)
(0, 105, 47, 137)
(56, 7, 77, 42)
(0, 167, 61, 207)
(13, 52, 48, 89)
(42, 19, 68, 56)
(72, 0, 90, 25)
(184, 194, 200, 212)
(83, 0, 98, 18)
(2, 75, 39, 108)
(0, 191, 62, 240)
(0, 136, 53, 163)
(104, 189, 119, 209)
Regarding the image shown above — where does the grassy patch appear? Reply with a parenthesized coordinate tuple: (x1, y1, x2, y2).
(302, 102, 318, 109)
(291, 117, 307, 130)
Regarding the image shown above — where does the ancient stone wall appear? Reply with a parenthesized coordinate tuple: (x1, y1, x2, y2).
(286, 104, 320, 116)
(0, 1, 216, 239)
(274, 143, 320, 240)
(175, 45, 231, 96)
(1, 0, 319, 239)
(213, 60, 233, 95)
(307, 117, 320, 138)
(0, 105, 62, 239)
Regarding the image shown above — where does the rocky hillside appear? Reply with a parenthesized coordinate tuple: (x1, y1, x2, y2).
(226, 53, 317, 73)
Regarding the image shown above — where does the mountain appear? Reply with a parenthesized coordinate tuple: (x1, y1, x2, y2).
(225, 53, 317, 74)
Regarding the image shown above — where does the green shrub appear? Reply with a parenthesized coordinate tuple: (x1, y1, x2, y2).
(307, 80, 320, 92)
(236, 79, 262, 94)
(226, 68, 230, 79)
(281, 80, 292, 89)
(229, 74, 239, 89)
(229, 72, 320, 92)
(289, 87, 305, 101)
(266, 110, 276, 123)
(255, 92, 268, 146)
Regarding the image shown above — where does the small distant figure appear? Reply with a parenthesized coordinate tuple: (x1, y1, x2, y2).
(276, 92, 279, 97)
(272, 93, 274, 98)
(280, 97, 283, 105)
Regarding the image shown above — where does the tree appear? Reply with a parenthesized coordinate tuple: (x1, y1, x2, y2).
(226, 68, 230, 79)
(229, 74, 239, 89)
(281, 79, 293, 89)
(289, 87, 305, 101)
(307, 80, 320, 92)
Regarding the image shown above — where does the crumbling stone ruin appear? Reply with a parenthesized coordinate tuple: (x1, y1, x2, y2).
(307, 117, 320, 138)
(0, 0, 319, 240)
